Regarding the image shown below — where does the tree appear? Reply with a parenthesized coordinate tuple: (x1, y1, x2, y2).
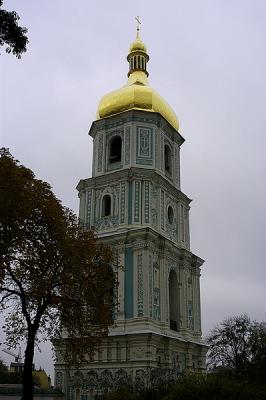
(248, 321, 266, 383)
(0, 0, 28, 58)
(0, 149, 116, 400)
(206, 314, 266, 378)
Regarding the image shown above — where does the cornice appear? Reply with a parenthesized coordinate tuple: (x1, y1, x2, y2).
(96, 227, 204, 266)
(76, 167, 191, 205)
(88, 109, 185, 146)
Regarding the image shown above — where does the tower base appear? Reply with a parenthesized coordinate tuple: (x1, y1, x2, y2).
(54, 331, 207, 399)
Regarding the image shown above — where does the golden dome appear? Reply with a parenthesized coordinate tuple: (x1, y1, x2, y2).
(96, 34, 179, 131)
(129, 36, 147, 53)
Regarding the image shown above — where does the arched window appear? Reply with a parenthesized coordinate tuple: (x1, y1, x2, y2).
(109, 136, 122, 164)
(169, 270, 179, 331)
(167, 206, 174, 224)
(102, 195, 111, 217)
(164, 145, 172, 174)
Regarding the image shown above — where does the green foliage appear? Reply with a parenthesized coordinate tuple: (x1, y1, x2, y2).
(166, 373, 266, 400)
(104, 386, 135, 400)
(104, 373, 266, 400)
(0, 0, 28, 57)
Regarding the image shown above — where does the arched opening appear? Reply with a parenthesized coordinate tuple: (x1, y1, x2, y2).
(109, 136, 122, 164)
(75, 388, 80, 400)
(102, 195, 111, 217)
(164, 144, 172, 174)
(169, 270, 179, 331)
(167, 206, 174, 224)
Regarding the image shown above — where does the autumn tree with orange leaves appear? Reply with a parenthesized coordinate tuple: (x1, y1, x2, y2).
(0, 148, 116, 400)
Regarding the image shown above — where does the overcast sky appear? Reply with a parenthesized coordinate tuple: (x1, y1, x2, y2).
(1, 0, 266, 379)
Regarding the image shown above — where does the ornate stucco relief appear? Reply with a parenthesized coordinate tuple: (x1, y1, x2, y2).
(136, 126, 153, 165)
(144, 181, 150, 223)
(124, 126, 131, 165)
(97, 133, 103, 172)
(137, 252, 144, 317)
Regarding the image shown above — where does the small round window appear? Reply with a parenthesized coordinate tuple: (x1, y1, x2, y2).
(167, 206, 174, 224)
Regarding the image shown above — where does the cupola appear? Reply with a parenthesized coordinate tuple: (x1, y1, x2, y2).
(96, 24, 179, 131)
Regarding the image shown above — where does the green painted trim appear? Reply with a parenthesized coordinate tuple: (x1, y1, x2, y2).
(128, 181, 132, 224)
(136, 158, 153, 165)
(125, 247, 134, 318)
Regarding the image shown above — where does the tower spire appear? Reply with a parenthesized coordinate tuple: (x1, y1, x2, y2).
(127, 18, 149, 77)
(135, 16, 141, 38)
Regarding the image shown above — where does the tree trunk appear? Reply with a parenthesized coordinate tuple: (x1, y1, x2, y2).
(22, 328, 36, 400)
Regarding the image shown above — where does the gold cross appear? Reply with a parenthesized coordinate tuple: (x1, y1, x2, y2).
(135, 16, 141, 35)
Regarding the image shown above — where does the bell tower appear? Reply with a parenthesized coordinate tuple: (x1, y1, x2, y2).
(54, 28, 207, 397)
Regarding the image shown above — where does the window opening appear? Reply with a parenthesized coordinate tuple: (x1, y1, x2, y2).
(110, 136, 122, 164)
(154, 268, 159, 288)
(169, 270, 179, 331)
(168, 206, 174, 224)
(164, 145, 171, 173)
(102, 195, 111, 217)
(188, 301, 194, 330)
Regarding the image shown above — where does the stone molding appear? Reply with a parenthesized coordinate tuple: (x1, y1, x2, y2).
(89, 109, 184, 146)
(97, 227, 204, 269)
(77, 167, 191, 205)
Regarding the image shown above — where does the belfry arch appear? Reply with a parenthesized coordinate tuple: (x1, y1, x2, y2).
(102, 194, 111, 217)
(109, 136, 122, 164)
(164, 144, 172, 174)
(169, 270, 179, 331)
